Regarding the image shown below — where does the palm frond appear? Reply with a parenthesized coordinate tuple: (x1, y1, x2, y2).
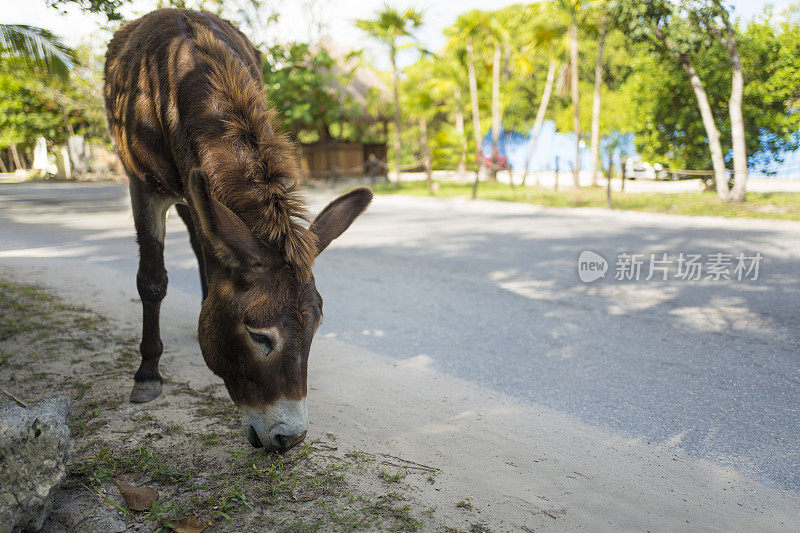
(0, 24, 76, 79)
(555, 62, 570, 97)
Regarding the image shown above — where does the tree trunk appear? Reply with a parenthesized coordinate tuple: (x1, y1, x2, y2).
(523, 60, 557, 187)
(467, 39, 482, 200)
(390, 47, 402, 188)
(490, 43, 501, 183)
(455, 87, 466, 181)
(590, 15, 607, 187)
(570, 24, 581, 188)
(0, 153, 7, 173)
(419, 116, 433, 194)
(725, 35, 747, 201)
(554, 155, 560, 191)
(684, 62, 728, 200)
(655, 28, 729, 201)
(10, 144, 23, 171)
(606, 151, 613, 209)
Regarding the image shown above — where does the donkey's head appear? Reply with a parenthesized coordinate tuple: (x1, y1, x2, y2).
(186, 170, 372, 452)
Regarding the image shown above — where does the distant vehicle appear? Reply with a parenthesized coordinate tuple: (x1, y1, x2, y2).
(624, 160, 669, 180)
(477, 153, 510, 170)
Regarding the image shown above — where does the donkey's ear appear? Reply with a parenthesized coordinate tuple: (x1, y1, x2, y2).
(185, 169, 264, 268)
(310, 187, 373, 255)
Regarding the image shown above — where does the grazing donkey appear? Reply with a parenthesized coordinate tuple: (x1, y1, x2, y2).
(104, 8, 372, 452)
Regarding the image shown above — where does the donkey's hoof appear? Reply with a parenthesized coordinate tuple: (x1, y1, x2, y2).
(130, 380, 162, 403)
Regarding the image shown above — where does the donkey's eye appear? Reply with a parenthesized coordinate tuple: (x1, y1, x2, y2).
(247, 330, 273, 352)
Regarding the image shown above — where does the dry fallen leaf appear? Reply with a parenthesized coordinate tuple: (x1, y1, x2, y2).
(164, 516, 214, 533)
(115, 480, 158, 511)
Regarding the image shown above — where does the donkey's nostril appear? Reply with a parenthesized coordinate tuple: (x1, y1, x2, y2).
(273, 433, 288, 450)
(247, 425, 263, 448)
(271, 430, 307, 453)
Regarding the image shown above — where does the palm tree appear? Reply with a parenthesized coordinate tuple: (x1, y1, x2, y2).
(519, 7, 569, 186)
(480, 14, 511, 183)
(356, 6, 423, 188)
(426, 58, 468, 181)
(447, 10, 509, 195)
(589, 8, 608, 187)
(0, 24, 75, 80)
(403, 57, 439, 193)
(552, 0, 586, 188)
(446, 10, 488, 198)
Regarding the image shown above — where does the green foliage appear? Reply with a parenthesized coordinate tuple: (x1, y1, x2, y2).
(5, 0, 800, 183)
(0, 25, 77, 80)
(613, 4, 800, 169)
(263, 43, 348, 139)
(0, 44, 108, 152)
(0, 63, 68, 150)
(385, 0, 800, 175)
(355, 6, 423, 53)
(741, 14, 800, 166)
(44, 0, 126, 21)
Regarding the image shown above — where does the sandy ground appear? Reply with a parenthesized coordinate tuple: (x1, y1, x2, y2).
(2, 255, 800, 531)
(2, 180, 800, 530)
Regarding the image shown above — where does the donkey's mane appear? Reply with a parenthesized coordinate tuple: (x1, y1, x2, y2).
(192, 24, 316, 282)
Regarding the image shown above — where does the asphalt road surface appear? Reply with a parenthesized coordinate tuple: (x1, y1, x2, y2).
(1, 181, 798, 492)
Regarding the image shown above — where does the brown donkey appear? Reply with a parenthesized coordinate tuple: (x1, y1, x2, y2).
(104, 9, 372, 452)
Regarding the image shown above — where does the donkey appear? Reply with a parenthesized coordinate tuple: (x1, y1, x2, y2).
(104, 8, 372, 452)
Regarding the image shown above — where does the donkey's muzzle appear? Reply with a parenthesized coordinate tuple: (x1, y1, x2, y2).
(241, 397, 308, 453)
(245, 424, 306, 452)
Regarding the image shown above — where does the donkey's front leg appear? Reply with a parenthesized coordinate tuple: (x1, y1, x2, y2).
(130, 181, 173, 403)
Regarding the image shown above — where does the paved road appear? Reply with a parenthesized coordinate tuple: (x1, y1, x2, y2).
(1, 181, 799, 492)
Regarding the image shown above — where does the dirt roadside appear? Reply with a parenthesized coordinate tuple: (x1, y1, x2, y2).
(2, 263, 800, 532)
(1, 279, 450, 532)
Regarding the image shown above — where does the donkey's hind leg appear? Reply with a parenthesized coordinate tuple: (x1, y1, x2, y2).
(129, 180, 173, 403)
(175, 203, 208, 300)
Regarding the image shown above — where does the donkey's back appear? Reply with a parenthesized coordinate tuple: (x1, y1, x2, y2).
(104, 8, 261, 196)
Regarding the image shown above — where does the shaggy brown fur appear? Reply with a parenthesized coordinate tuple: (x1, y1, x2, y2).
(105, 8, 316, 281)
(104, 9, 372, 450)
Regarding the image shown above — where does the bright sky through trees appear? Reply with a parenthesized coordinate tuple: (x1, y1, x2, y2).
(0, 0, 789, 68)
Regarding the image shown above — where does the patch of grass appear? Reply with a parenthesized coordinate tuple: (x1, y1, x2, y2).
(197, 431, 219, 445)
(456, 498, 473, 510)
(378, 469, 408, 484)
(73, 380, 92, 398)
(165, 422, 183, 435)
(71, 446, 196, 486)
(373, 180, 800, 221)
(136, 412, 155, 422)
(278, 518, 324, 533)
(344, 450, 375, 463)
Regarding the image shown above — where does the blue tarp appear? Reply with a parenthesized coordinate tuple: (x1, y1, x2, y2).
(482, 121, 800, 180)
(480, 120, 637, 171)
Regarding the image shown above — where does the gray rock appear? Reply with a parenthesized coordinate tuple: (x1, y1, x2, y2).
(0, 395, 71, 533)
